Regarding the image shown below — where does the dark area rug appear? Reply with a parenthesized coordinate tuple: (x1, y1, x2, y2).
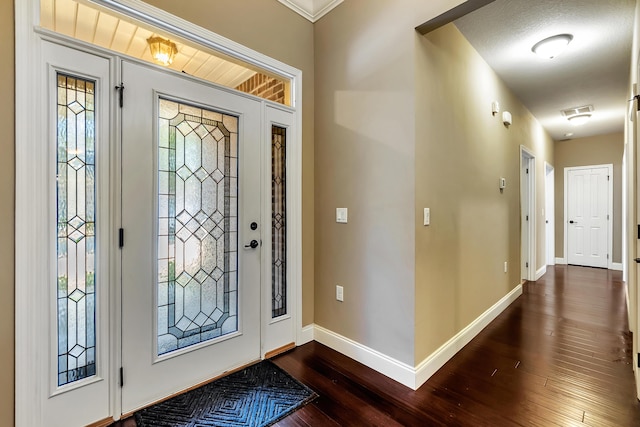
(134, 360, 317, 427)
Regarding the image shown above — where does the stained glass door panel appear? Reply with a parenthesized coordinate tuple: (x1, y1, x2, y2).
(157, 99, 239, 355)
(120, 60, 261, 414)
(56, 73, 97, 386)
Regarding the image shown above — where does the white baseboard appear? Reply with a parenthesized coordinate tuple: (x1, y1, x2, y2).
(309, 283, 523, 390)
(535, 266, 547, 280)
(298, 323, 315, 345)
(414, 283, 523, 389)
(313, 324, 417, 389)
(555, 257, 567, 264)
(611, 262, 623, 271)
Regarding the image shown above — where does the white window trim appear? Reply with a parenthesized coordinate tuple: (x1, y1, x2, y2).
(15, 0, 303, 424)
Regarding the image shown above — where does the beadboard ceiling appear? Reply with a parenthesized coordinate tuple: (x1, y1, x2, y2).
(277, 0, 344, 22)
(41, 0, 258, 89)
(455, 0, 635, 140)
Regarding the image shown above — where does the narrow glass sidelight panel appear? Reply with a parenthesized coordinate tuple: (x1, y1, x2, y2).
(56, 73, 97, 386)
(272, 126, 286, 318)
(157, 98, 239, 355)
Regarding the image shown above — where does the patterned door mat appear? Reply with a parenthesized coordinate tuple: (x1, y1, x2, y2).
(134, 360, 317, 427)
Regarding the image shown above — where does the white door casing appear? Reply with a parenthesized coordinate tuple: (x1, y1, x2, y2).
(565, 165, 612, 269)
(520, 146, 536, 282)
(17, 0, 303, 423)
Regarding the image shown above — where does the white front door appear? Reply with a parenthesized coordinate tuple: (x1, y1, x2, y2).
(120, 60, 262, 413)
(567, 166, 610, 268)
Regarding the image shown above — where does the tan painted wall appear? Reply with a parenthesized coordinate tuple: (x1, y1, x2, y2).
(554, 133, 624, 263)
(314, 0, 478, 366)
(415, 23, 554, 361)
(142, 0, 316, 325)
(1, 0, 14, 424)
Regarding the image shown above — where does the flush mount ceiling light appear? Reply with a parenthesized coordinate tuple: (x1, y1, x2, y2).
(568, 113, 592, 126)
(531, 34, 573, 59)
(147, 36, 178, 66)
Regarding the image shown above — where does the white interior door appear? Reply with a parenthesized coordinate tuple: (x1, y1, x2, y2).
(120, 60, 262, 413)
(566, 166, 610, 268)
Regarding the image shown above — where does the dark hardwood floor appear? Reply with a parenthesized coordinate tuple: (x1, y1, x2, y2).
(113, 265, 640, 426)
(271, 266, 639, 426)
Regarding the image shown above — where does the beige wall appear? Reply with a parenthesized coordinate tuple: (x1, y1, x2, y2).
(415, 23, 554, 361)
(1, 0, 14, 425)
(142, 0, 316, 325)
(313, 0, 465, 365)
(554, 133, 624, 263)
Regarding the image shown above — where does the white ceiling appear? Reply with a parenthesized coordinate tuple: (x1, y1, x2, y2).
(455, 0, 635, 141)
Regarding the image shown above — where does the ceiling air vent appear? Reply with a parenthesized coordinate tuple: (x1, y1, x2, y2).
(561, 105, 594, 117)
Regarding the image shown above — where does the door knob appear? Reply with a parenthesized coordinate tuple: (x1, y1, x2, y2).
(244, 239, 259, 249)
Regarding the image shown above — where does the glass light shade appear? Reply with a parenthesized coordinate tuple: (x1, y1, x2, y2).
(147, 36, 178, 66)
(531, 34, 573, 59)
(568, 114, 591, 126)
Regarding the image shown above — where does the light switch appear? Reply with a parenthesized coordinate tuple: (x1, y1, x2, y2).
(423, 208, 430, 226)
(336, 208, 348, 223)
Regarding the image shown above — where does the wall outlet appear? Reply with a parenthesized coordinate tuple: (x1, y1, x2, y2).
(336, 285, 344, 302)
(504, 261, 508, 273)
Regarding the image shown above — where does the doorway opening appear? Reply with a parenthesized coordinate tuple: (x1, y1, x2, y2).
(545, 162, 555, 266)
(16, 0, 303, 425)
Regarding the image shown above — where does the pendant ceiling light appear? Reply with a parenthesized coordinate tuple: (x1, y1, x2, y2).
(531, 34, 573, 59)
(147, 36, 178, 66)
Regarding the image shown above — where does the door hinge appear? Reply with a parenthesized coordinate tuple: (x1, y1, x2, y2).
(119, 367, 124, 388)
(607, 254, 609, 260)
(115, 82, 125, 108)
(526, 262, 529, 268)
(638, 354, 640, 368)
(526, 215, 529, 221)
(607, 175, 610, 181)
(526, 168, 529, 174)
(607, 214, 610, 220)
(119, 228, 124, 248)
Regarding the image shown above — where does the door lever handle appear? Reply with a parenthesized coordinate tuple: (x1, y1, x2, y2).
(244, 239, 259, 249)
(569, 220, 577, 224)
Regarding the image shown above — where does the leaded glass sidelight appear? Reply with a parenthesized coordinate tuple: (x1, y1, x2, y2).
(157, 98, 239, 355)
(56, 73, 97, 386)
(272, 126, 286, 318)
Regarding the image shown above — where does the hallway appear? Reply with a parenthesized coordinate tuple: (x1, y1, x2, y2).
(272, 266, 640, 426)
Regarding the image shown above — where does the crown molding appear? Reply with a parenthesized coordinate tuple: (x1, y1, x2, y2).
(277, 0, 344, 22)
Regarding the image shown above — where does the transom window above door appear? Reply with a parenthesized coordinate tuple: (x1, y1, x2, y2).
(39, 0, 292, 105)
